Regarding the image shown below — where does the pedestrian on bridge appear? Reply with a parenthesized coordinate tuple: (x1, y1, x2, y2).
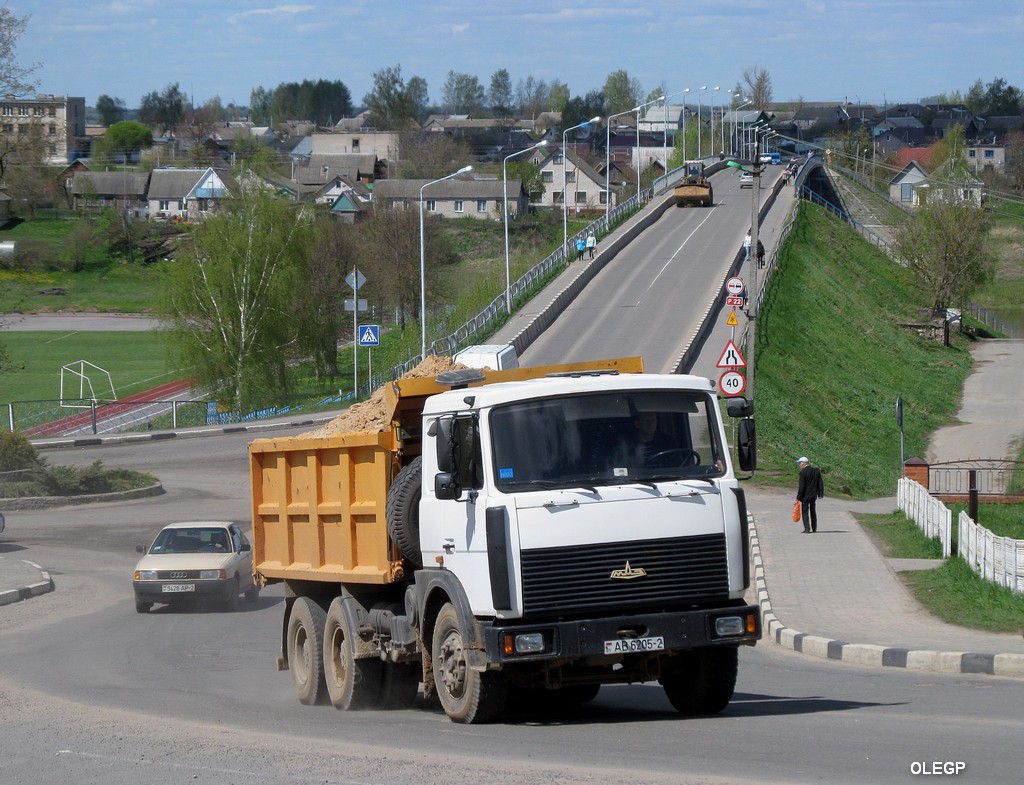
(743, 231, 752, 261)
(575, 236, 586, 262)
(586, 232, 597, 259)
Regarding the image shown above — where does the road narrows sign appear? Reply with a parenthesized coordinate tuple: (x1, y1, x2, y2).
(715, 339, 746, 368)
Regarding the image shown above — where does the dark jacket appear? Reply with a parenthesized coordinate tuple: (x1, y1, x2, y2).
(797, 464, 824, 501)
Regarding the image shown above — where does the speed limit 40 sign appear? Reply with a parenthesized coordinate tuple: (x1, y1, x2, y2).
(719, 370, 746, 397)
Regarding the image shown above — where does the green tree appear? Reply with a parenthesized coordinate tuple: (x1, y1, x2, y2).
(561, 91, 605, 133)
(603, 70, 643, 115)
(249, 86, 272, 124)
(294, 218, 362, 380)
(406, 75, 429, 121)
(547, 80, 569, 114)
(95, 94, 126, 126)
(983, 77, 1022, 116)
(963, 79, 986, 115)
(163, 186, 307, 410)
(363, 64, 419, 130)
(93, 120, 153, 163)
(488, 69, 512, 118)
(138, 82, 186, 135)
(892, 196, 993, 312)
(507, 159, 544, 202)
(266, 78, 352, 126)
(441, 71, 485, 116)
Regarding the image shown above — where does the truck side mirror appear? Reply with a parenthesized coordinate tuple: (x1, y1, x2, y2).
(434, 416, 461, 473)
(434, 471, 461, 501)
(726, 397, 754, 418)
(736, 418, 756, 472)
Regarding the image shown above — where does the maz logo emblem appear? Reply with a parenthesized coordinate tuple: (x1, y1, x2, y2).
(609, 561, 647, 580)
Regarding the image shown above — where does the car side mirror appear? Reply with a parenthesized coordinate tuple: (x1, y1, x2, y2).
(136, 545, 146, 554)
(240, 542, 251, 553)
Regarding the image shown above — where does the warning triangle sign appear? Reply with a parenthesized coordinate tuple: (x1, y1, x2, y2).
(716, 339, 746, 368)
(726, 309, 739, 326)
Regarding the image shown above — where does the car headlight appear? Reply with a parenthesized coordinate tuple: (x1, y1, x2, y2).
(200, 569, 226, 580)
(134, 570, 158, 581)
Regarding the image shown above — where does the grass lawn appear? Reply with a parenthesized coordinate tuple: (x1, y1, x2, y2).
(857, 511, 1024, 633)
(2, 331, 179, 404)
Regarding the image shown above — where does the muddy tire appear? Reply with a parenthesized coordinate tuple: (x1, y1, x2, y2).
(431, 602, 507, 723)
(386, 456, 422, 567)
(660, 646, 738, 715)
(287, 597, 328, 706)
(322, 598, 384, 710)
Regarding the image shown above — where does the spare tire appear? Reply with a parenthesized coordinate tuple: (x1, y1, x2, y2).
(386, 456, 422, 567)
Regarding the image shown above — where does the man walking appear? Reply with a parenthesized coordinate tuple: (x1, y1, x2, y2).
(743, 231, 752, 261)
(796, 456, 824, 533)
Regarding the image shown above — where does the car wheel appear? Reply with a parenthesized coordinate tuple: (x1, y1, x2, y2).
(244, 583, 260, 603)
(135, 596, 152, 614)
(223, 576, 240, 612)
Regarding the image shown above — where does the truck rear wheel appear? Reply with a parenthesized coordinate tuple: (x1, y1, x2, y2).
(431, 603, 507, 723)
(323, 598, 384, 710)
(660, 645, 738, 715)
(386, 456, 422, 567)
(287, 597, 327, 706)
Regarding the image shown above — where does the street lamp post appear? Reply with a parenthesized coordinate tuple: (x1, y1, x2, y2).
(563, 116, 602, 258)
(697, 86, 708, 160)
(682, 88, 691, 162)
(503, 140, 547, 314)
(419, 165, 473, 359)
(708, 86, 720, 158)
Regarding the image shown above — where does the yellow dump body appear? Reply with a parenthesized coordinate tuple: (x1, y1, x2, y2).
(249, 356, 644, 588)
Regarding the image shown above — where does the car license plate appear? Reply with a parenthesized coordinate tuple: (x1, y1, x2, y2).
(604, 636, 665, 654)
(162, 583, 195, 593)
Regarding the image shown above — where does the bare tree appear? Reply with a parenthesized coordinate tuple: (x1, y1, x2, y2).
(0, 8, 38, 95)
(742, 66, 773, 110)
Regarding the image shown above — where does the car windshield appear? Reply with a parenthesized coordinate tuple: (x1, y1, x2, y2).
(489, 390, 725, 492)
(150, 527, 233, 554)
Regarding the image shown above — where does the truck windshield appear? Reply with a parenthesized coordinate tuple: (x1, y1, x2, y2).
(489, 390, 725, 492)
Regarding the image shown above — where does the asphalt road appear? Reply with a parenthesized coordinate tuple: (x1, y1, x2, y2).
(3, 386, 1023, 785)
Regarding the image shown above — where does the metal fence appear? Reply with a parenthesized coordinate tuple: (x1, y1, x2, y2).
(8, 398, 211, 437)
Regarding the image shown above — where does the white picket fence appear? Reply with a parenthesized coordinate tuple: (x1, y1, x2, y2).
(958, 512, 1024, 593)
(897, 477, 952, 558)
(897, 477, 1024, 593)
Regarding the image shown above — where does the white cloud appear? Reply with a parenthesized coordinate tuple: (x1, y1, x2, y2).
(228, 5, 315, 24)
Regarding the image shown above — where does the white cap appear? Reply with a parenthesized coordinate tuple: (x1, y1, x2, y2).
(797, 457, 809, 464)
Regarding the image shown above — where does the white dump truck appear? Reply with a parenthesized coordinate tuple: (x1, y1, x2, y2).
(249, 357, 760, 723)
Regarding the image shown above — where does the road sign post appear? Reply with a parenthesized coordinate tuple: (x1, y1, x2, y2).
(346, 268, 368, 396)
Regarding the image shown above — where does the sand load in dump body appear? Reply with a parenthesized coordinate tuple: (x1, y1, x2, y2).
(674, 160, 714, 207)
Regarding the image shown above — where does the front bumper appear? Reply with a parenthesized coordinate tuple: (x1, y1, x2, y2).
(133, 580, 233, 604)
(483, 603, 761, 663)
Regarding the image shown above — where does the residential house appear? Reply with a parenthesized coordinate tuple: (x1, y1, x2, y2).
(371, 177, 526, 221)
(147, 167, 229, 221)
(290, 133, 393, 180)
(965, 143, 1005, 173)
(71, 170, 150, 216)
(536, 148, 607, 211)
(328, 177, 373, 223)
(888, 161, 929, 206)
(0, 93, 87, 164)
(927, 159, 984, 207)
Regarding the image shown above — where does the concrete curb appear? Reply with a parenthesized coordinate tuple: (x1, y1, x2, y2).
(0, 482, 165, 511)
(748, 514, 1024, 679)
(0, 560, 55, 607)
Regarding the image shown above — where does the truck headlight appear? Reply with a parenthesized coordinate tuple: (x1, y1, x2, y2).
(714, 616, 745, 637)
(502, 631, 547, 656)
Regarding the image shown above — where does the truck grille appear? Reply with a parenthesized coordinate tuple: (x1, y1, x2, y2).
(520, 534, 729, 616)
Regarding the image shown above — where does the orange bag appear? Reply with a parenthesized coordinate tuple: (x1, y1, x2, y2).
(792, 501, 801, 523)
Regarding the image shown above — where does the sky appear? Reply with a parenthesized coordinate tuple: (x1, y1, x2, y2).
(10, 0, 1024, 113)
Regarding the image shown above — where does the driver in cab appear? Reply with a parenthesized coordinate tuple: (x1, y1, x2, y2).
(633, 412, 675, 465)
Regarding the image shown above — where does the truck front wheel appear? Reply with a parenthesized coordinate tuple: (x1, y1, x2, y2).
(660, 645, 738, 715)
(431, 603, 507, 723)
(323, 598, 384, 710)
(287, 597, 327, 706)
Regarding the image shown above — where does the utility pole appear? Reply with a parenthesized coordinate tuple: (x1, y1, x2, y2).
(745, 126, 765, 402)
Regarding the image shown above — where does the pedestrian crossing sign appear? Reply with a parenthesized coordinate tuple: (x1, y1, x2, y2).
(358, 324, 380, 347)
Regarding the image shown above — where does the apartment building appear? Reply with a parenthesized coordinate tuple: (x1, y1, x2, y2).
(0, 94, 87, 164)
